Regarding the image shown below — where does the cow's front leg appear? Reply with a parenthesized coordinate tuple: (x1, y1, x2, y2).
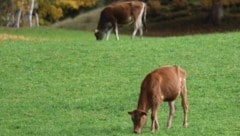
(151, 102, 160, 132)
(106, 28, 112, 41)
(112, 22, 119, 40)
(151, 114, 159, 132)
(115, 27, 119, 40)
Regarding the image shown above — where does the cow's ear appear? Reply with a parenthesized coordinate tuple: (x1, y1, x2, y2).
(128, 111, 133, 115)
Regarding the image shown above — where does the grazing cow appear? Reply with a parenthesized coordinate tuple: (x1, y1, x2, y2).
(94, 1, 147, 40)
(128, 65, 188, 134)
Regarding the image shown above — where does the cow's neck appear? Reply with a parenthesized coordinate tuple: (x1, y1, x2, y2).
(137, 91, 150, 113)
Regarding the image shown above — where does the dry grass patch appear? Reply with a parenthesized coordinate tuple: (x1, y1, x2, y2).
(0, 34, 31, 41)
(0, 33, 64, 42)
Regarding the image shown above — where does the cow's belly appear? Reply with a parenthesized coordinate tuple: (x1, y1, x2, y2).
(163, 95, 179, 102)
(161, 87, 181, 102)
(117, 16, 134, 24)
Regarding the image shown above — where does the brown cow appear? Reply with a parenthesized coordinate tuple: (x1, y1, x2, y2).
(128, 65, 188, 133)
(94, 1, 147, 40)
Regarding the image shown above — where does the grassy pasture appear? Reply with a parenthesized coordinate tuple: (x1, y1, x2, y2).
(0, 27, 239, 136)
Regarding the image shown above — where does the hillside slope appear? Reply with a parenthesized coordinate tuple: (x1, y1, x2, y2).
(53, 7, 240, 37)
(52, 8, 103, 32)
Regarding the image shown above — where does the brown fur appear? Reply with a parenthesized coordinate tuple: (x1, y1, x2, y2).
(95, 1, 147, 40)
(128, 65, 188, 133)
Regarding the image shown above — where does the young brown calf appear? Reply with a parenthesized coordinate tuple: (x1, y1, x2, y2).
(128, 65, 188, 133)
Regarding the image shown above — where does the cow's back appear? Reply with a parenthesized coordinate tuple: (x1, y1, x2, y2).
(110, 3, 132, 23)
(105, 1, 145, 24)
(141, 65, 186, 102)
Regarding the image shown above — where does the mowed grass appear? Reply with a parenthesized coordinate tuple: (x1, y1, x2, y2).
(0, 27, 239, 136)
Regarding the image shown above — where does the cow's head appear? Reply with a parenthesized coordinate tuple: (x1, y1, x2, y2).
(128, 110, 147, 134)
(94, 29, 104, 40)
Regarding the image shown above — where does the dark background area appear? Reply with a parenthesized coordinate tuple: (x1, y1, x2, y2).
(1, 0, 240, 36)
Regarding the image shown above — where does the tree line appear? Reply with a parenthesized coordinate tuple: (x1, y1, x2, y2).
(0, 0, 239, 27)
(0, 0, 98, 27)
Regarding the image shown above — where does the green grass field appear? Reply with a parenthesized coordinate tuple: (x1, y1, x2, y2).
(0, 27, 239, 136)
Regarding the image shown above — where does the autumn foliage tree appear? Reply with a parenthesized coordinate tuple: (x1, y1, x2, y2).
(3, 0, 39, 27)
(38, 0, 98, 24)
(0, 0, 98, 27)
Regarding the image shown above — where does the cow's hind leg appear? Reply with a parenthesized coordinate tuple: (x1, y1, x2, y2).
(132, 3, 145, 39)
(131, 14, 142, 39)
(181, 79, 188, 128)
(132, 24, 143, 39)
(132, 18, 144, 39)
(139, 27, 143, 38)
(132, 24, 138, 39)
(166, 101, 176, 128)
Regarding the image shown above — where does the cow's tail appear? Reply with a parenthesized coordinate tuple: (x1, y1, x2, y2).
(142, 3, 147, 31)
